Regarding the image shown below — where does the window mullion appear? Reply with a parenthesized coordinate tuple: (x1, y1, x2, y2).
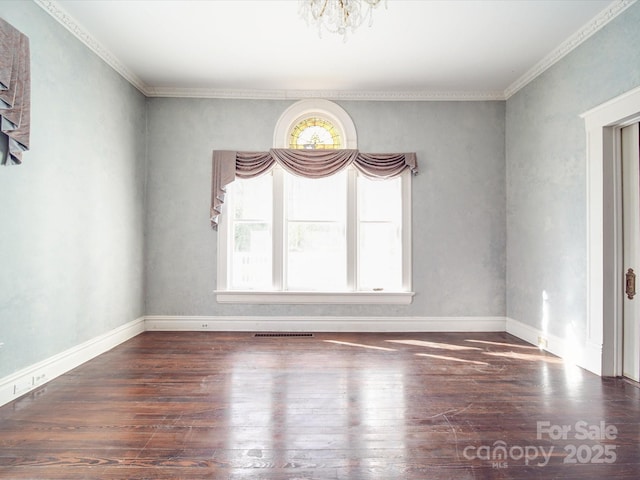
(347, 168, 357, 290)
(272, 168, 284, 291)
(218, 191, 230, 291)
(402, 171, 412, 291)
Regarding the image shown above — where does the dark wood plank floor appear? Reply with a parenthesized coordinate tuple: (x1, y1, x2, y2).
(0, 331, 639, 479)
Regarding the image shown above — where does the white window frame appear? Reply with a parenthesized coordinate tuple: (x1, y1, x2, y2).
(215, 100, 414, 304)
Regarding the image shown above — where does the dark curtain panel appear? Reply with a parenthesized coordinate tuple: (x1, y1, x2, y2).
(0, 17, 30, 166)
(211, 149, 417, 229)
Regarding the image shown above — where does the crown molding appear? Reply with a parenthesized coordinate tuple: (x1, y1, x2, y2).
(36, 0, 635, 102)
(504, 0, 636, 99)
(34, 0, 150, 94)
(145, 86, 506, 102)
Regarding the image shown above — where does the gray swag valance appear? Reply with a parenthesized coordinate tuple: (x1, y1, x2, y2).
(0, 17, 30, 165)
(211, 149, 418, 229)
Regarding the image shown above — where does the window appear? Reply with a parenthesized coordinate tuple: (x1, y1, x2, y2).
(289, 117, 341, 149)
(216, 100, 413, 304)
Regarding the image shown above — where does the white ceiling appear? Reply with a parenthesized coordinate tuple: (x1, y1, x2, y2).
(39, 0, 628, 100)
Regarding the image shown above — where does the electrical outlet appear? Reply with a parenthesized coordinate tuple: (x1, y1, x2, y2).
(13, 378, 32, 396)
(32, 373, 47, 386)
(201, 323, 209, 329)
(538, 336, 548, 349)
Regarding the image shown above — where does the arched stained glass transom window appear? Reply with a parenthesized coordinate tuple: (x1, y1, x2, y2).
(289, 117, 341, 149)
(273, 99, 357, 149)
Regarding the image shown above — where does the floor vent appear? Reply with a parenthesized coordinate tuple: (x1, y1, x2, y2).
(254, 332, 314, 338)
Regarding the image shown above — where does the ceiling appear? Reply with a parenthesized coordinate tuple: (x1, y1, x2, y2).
(39, 0, 626, 100)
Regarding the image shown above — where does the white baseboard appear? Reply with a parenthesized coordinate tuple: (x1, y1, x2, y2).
(144, 315, 507, 333)
(0, 317, 145, 408)
(506, 317, 602, 376)
(2, 315, 606, 409)
(0, 315, 505, 408)
(581, 341, 604, 376)
(505, 317, 554, 350)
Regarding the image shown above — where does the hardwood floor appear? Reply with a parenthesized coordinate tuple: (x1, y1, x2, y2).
(0, 331, 639, 479)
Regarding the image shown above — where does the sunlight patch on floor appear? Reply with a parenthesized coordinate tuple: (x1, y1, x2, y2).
(323, 340, 397, 351)
(465, 339, 538, 350)
(386, 339, 481, 351)
(483, 350, 563, 363)
(415, 353, 489, 365)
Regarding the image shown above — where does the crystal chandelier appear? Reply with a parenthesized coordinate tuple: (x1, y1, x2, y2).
(299, 0, 384, 39)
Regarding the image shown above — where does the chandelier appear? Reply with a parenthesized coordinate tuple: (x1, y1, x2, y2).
(299, 0, 384, 39)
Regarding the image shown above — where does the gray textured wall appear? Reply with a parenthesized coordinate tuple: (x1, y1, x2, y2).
(145, 98, 506, 318)
(506, 2, 640, 340)
(0, 1, 147, 378)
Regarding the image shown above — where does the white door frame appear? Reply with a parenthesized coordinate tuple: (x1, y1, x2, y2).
(583, 84, 640, 376)
(621, 123, 640, 380)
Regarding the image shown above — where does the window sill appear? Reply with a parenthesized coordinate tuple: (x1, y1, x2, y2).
(215, 290, 415, 305)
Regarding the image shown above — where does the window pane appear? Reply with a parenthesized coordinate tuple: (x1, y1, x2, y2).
(358, 174, 403, 291)
(231, 223, 272, 290)
(232, 175, 272, 220)
(228, 175, 273, 290)
(285, 171, 347, 290)
(286, 171, 346, 221)
(358, 176, 401, 221)
(287, 222, 346, 290)
(359, 223, 402, 291)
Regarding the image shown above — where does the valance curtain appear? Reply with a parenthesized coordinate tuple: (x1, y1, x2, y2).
(0, 17, 30, 165)
(211, 148, 418, 229)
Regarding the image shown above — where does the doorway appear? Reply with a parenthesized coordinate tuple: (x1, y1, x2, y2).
(621, 123, 640, 381)
(584, 85, 640, 377)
